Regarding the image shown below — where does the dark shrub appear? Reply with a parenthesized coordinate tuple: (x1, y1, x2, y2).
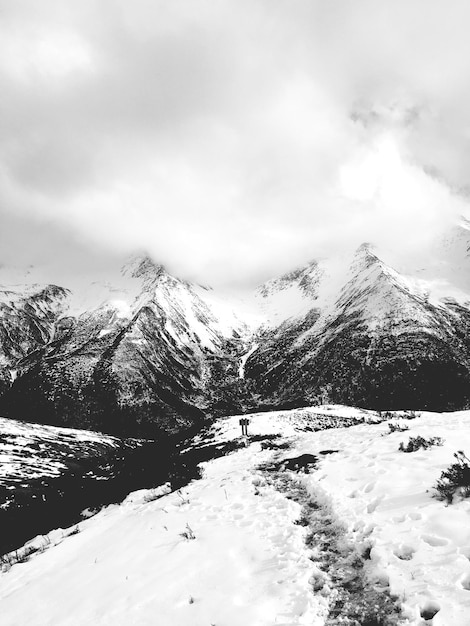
(398, 435, 444, 453)
(388, 422, 409, 434)
(434, 451, 470, 504)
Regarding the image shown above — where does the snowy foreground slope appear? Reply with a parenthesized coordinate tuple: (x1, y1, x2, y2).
(2, 406, 470, 625)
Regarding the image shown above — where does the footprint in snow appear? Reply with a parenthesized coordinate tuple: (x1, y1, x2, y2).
(363, 482, 375, 493)
(393, 544, 416, 561)
(422, 534, 449, 547)
(370, 569, 390, 588)
(366, 496, 384, 514)
(419, 600, 441, 621)
(363, 522, 377, 535)
(459, 572, 470, 591)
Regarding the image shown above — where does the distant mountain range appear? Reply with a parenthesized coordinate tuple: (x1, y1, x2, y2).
(2, 221, 470, 437)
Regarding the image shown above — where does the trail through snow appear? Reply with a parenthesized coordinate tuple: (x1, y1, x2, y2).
(3, 406, 470, 625)
(0, 433, 324, 625)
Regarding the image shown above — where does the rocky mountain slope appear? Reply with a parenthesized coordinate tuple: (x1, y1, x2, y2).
(0, 283, 69, 397)
(2, 222, 470, 436)
(0, 257, 249, 438)
(246, 224, 470, 412)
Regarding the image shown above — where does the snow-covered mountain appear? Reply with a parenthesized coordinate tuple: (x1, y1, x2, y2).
(0, 283, 69, 393)
(0, 257, 249, 437)
(3, 222, 470, 437)
(246, 224, 470, 412)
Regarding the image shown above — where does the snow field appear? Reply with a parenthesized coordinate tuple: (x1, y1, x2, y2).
(0, 437, 325, 625)
(289, 410, 470, 625)
(3, 405, 470, 624)
(210, 408, 470, 624)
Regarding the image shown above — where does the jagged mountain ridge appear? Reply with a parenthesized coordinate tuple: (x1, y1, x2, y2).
(0, 284, 70, 395)
(246, 233, 470, 411)
(2, 224, 470, 436)
(0, 258, 249, 437)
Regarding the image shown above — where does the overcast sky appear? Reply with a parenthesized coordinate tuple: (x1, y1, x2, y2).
(1, 0, 470, 290)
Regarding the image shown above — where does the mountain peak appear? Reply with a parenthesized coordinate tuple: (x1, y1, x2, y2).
(122, 254, 166, 282)
(354, 241, 379, 260)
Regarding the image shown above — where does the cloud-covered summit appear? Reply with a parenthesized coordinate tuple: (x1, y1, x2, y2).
(1, 0, 470, 289)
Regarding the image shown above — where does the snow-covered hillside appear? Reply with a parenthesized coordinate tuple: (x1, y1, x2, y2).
(2, 406, 470, 625)
(0, 416, 125, 486)
(0, 415, 166, 556)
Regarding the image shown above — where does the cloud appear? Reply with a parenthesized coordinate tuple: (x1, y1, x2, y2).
(1, 0, 470, 289)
